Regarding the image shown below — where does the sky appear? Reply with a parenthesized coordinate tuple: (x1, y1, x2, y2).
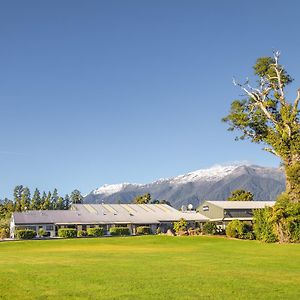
(1, 0, 300, 198)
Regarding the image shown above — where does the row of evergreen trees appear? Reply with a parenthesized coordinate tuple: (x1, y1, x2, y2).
(0, 186, 83, 219)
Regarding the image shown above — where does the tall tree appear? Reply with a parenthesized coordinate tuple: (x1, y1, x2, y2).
(30, 188, 41, 210)
(0, 198, 14, 219)
(42, 192, 51, 210)
(13, 185, 23, 212)
(56, 197, 64, 210)
(20, 187, 31, 211)
(227, 190, 254, 201)
(223, 51, 300, 203)
(64, 194, 70, 210)
(70, 190, 83, 204)
(40, 191, 47, 210)
(51, 188, 59, 210)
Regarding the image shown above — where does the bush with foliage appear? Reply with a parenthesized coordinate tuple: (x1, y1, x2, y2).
(0, 228, 9, 239)
(253, 207, 277, 243)
(136, 226, 152, 235)
(87, 227, 103, 237)
(109, 227, 130, 236)
(226, 220, 253, 239)
(38, 228, 46, 237)
(252, 193, 300, 243)
(77, 230, 87, 237)
(58, 228, 77, 238)
(0, 218, 10, 239)
(15, 229, 37, 239)
(270, 193, 300, 243)
(173, 218, 187, 234)
(202, 222, 217, 235)
(244, 231, 255, 240)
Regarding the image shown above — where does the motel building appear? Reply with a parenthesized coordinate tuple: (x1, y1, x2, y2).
(198, 200, 276, 228)
(10, 203, 208, 238)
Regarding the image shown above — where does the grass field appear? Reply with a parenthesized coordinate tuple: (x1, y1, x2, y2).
(0, 236, 300, 300)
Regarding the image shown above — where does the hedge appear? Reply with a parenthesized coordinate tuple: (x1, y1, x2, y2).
(202, 222, 217, 235)
(136, 226, 151, 235)
(38, 228, 46, 237)
(0, 228, 10, 239)
(253, 207, 278, 242)
(58, 228, 77, 238)
(15, 229, 37, 239)
(87, 227, 103, 237)
(226, 220, 246, 238)
(226, 220, 254, 240)
(77, 230, 87, 237)
(109, 227, 130, 236)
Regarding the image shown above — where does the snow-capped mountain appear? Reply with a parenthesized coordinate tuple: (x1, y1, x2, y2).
(166, 165, 239, 184)
(93, 183, 142, 195)
(84, 164, 285, 208)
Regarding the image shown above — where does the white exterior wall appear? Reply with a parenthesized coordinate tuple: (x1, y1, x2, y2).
(11, 223, 56, 238)
(10, 216, 15, 239)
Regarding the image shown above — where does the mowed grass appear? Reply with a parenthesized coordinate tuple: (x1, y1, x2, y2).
(0, 236, 300, 300)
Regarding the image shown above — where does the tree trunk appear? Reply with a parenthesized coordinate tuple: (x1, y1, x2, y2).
(275, 223, 290, 243)
(284, 159, 300, 203)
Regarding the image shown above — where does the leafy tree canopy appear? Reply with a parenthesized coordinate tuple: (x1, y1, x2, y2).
(227, 189, 254, 201)
(223, 51, 300, 203)
(133, 193, 151, 204)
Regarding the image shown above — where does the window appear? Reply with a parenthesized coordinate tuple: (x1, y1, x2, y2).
(203, 205, 209, 211)
(46, 225, 54, 231)
(224, 209, 253, 218)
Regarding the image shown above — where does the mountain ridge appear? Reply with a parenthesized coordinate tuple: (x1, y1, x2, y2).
(84, 164, 285, 208)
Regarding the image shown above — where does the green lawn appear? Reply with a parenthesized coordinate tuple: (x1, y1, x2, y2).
(0, 236, 299, 300)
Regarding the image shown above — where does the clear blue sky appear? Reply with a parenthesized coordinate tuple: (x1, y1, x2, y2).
(1, 0, 300, 198)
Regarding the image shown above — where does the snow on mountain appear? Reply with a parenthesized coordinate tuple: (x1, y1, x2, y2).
(84, 164, 285, 208)
(168, 165, 240, 184)
(92, 164, 246, 195)
(93, 183, 141, 195)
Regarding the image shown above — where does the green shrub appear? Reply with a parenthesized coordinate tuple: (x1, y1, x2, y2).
(0, 228, 9, 239)
(226, 220, 255, 240)
(244, 231, 255, 240)
(38, 228, 46, 237)
(253, 208, 278, 243)
(58, 228, 77, 238)
(109, 227, 130, 236)
(226, 220, 246, 238)
(289, 222, 300, 242)
(77, 230, 87, 237)
(173, 218, 187, 234)
(270, 193, 300, 243)
(87, 227, 103, 237)
(136, 226, 151, 235)
(202, 222, 217, 235)
(0, 218, 10, 239)
(15, 229, 37, 239)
